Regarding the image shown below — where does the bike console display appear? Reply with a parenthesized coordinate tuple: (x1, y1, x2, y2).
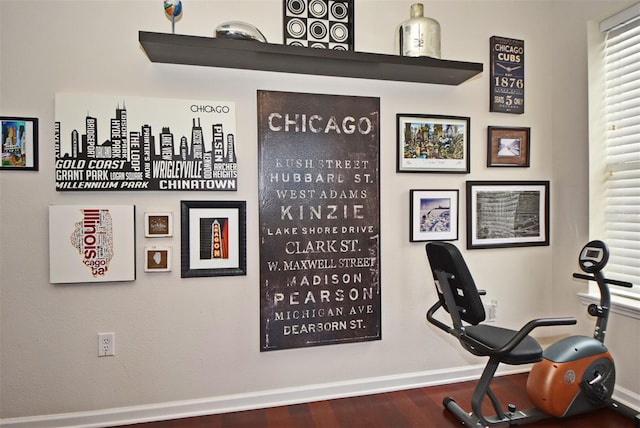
(579, 240, 609, 274)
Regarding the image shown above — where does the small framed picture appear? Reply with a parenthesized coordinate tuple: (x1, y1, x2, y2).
(466, 181, 549, 249)
(397, 114, 470, 173)
(144, 246, 172, 272)
(487, 126, 530, 167)
(144, 212, 173, 238)
(1, 116, 38, 170)
(410, 189, 459, 242)
(181, 200, 247, 278)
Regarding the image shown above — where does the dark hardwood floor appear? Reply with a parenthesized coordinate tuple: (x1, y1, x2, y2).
(120, 373, 637, 427)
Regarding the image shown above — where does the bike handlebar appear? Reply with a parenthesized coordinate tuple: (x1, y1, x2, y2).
(572, 272, 634, 288)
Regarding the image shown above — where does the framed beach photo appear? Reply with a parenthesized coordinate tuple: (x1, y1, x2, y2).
(487, 126, 530, 167)
(1, 116, 38, 170)
(397, 114, 470, 173)
(180, 200, 247, 277)
(410, 189, 459, 242)
(466, 181, 549, 249)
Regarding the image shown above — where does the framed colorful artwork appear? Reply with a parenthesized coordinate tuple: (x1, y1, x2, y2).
(1, 116, 38, 170)
(397, 114, 470, 173)
(180, 200, 247, 277)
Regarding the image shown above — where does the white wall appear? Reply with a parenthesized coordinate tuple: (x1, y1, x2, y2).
(1, 0, 637, 423)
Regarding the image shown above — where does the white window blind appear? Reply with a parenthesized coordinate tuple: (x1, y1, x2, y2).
(602, 10, 640, 297)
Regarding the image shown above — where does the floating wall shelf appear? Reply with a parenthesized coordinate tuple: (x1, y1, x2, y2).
(139, 31, 483, 86)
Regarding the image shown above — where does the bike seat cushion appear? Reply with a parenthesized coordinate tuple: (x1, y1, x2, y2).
(463, 324, 543, 365)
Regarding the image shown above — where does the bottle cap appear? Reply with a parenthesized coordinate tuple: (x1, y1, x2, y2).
(411, 3, 424, 18)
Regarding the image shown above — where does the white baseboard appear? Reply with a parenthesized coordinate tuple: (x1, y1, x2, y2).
(1, 365, 637, 428)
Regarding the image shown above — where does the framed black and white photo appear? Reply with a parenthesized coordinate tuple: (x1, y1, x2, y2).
(181, 200, 246, 277)
(397, 114, 470, 173)
(410, 189, 459, 242)
(1, 116, 38, 170)
(466, 181, 549, 249)
(144, 212, 173, 238)
(144, 246, 172, 272)
(487, 126, 530, 167)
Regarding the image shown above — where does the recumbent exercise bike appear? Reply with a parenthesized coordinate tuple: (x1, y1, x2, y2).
(425, 240, 640, 427)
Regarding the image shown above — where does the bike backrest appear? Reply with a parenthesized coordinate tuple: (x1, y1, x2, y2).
(425, 242, 486, 325)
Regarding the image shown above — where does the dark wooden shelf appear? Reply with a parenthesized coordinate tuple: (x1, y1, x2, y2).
(139, 31, 483, 86)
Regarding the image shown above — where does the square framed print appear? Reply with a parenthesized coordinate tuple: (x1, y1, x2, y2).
(144, 246, 172, 272)
(144, 212, 173, 238)
(48, 205, 136, 283)
(1, 116, 38, 170)
(283, 0, 354, 50)
(466, 181, 549, 249)
(181, 200, 246, 277)
(487, 126, 530, 167)
(397, 114, 470, 173)
(410, 189, 459, 242)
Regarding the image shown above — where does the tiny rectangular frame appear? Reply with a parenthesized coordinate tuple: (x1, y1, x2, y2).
(397, 114, 470, 173)
(181, 200, 247, 277)
(144, 212, 173, 238)
(144, 246, 172, 272)
(487, 126, 530, 167)
(466, 180, 549, 249)
(1, 116, 38, 170)
(410, 189, 459, 242)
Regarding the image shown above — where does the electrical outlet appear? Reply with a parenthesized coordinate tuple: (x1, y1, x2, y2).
(485, 299, 498, 322)
(98, 332, 115, 357)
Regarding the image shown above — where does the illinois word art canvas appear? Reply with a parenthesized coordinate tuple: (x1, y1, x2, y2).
(54, 94, 237, 191)
(258, 90, 381, 351)
(49, 205, 136, 283)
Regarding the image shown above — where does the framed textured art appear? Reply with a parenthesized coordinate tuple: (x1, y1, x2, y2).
(466, 181, 549, 249)
(283, 0, 354, 50)
(1, 116, 38, 170)
(48, 205, 136, 283)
